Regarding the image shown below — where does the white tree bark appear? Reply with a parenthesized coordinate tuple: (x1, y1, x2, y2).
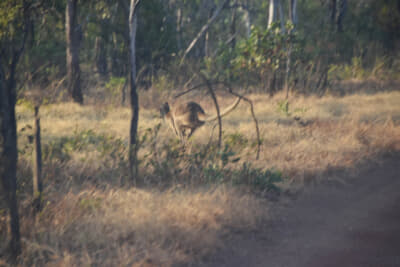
(268, 0, 286, 32)
(176, 7, 182, 50)
(241, 0, 251, 38)
(291, 0, 298, 27)
(129, 1, 138, 84)
(268, 0, 278, 29)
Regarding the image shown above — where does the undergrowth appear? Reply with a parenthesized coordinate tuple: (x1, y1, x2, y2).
(1, 91, 399, 266)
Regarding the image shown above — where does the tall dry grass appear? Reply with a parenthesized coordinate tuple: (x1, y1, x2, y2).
(1, 90, 399, 266)
(17, 187, 266, 266)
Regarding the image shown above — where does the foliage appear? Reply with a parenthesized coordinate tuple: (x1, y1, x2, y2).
(232, 163, 283, 192)
(2, 0, 398, 99)
(105, 76, 126, 97)
(205, 22, 302, 92)
(136, 124, 282, 191)
(224, 133, 249, 151)
(277, 99, 290, 116)
(233, 23, 290, 76)
(0, 2, 23, 39)
(328, 56, 400, 81)
(41, 129, 126, 164)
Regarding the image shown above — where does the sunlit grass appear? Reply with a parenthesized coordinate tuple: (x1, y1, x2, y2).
(18, 186, 267, 266)
(16, 90, 400, 181)
(10, 90, 400, 266)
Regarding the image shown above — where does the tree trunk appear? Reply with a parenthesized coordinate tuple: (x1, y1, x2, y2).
(277, 0, 285, 33)
(32, 106, 42, 210)
(111, 32, 126, 77)
(66, 0, 83, 104)
(289, 0, 298, 27)
(176, 7, 183, 50)
(129, 0, 140, 184)
(268, 0, 285, 32)
(268, 0, 278, 29)
(205, 31, 210, 58)
(242, 0, 251, 38)
(330, 0, 337, 28)
(95, 36, 108, 76)
(230, 0, 237, 49)
(285, 0, 297, 99)
(0, 58, 21, 260)
(285, 45, 292, 99)
(336, 0, 347, 32)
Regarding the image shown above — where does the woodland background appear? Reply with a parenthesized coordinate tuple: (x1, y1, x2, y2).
(1, 0, 400, 266)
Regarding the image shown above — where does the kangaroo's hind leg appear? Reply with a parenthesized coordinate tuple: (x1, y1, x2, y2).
(187, 121, 204, 139)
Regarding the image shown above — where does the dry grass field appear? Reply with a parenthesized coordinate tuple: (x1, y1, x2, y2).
(2, 89, 400, 266)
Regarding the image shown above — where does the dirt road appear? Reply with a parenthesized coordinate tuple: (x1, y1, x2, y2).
(197, 154, 400, 267)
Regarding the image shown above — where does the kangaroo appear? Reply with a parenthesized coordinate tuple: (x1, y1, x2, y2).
(160, 97, 241, 143)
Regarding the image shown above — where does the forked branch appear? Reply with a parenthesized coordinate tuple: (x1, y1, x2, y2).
(199, 73, 222, 148)
(220, 82, 261, 160)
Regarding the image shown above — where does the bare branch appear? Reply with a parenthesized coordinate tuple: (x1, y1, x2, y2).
(180, 0, 230, 66)
(218, 82, 261, 160)
(199, 73, 222, 148)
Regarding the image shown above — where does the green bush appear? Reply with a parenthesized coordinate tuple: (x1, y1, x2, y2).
(139, 125, 283, 191)
(42, 129, 126, 164)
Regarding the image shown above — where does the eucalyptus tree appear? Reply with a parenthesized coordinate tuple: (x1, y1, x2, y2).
(66, 0, 83, 103)
(0, 0, 34, 259)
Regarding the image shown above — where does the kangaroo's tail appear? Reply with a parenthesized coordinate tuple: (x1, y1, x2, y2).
(203, 97, 241, 122)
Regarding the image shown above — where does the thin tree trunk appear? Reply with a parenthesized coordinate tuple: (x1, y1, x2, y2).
(336, 0, 347, 32)
(230, 0, 237, 49)
(285, 0, 297, 99)
(277, 0, 285, 33)
(242, 0, 251, 38)
(330, 0, 337, 28)
(0, 58, 21, 260)
(180, 0, 229, 65)
(176, 7, 183, 50)
(289, 0, 298, 26)
(205, 31, 210, 57)
(268, 0, 278, 29)
(285, 45, 292, 99)
(293, 0, 298, 26)
(66, 0, 83, 104)
(121, 76, 128, 106)
(129, 0, 140, 184)
(32, 106, 42, 210)
(268, 0, 285, 32)
(95, 36, 107, 76)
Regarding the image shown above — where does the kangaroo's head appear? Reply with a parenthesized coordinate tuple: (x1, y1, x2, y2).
(160, 102, 170, 118)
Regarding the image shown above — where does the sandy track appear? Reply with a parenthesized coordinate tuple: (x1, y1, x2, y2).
(196, 154, 400, 267)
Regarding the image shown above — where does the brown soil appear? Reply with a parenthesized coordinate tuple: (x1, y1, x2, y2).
(196, 154, 400, 267)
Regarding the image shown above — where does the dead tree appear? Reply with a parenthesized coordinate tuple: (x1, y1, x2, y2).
(128, 0, 140, 184)
(24, 89, 44, 211)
